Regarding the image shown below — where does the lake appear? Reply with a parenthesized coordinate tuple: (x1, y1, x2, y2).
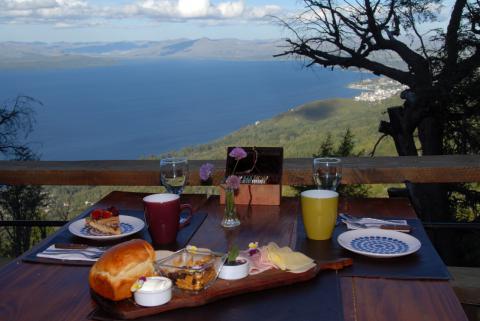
(0, 60, 367, 160)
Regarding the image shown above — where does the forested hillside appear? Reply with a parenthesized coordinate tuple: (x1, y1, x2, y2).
(170, 96, 400, 159)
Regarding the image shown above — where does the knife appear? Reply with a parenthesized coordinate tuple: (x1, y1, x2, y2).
(55, 243, 90, 249)
(379, 224, 412, 233)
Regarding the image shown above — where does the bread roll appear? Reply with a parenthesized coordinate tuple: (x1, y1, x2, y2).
(89, 239, 156, 301)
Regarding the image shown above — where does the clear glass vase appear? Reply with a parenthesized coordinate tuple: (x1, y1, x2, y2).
(221, 188, 241, 228)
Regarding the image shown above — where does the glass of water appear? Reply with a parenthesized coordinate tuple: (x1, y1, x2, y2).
(313, 158, 342, 191)
(160, 157, 188, 195)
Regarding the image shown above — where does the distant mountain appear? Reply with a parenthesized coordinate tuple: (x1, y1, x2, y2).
(83, 38, 285, 60)
(0, 39, 285, 69)
(0, 39, 406, 69)
(0, 41, 116, 69)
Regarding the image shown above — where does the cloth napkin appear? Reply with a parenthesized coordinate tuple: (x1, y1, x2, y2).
(36, 245, 104, 262)
(343, 217, 407, 230)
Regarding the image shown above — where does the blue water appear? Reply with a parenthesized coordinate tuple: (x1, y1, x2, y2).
(0, 60, 365, 160)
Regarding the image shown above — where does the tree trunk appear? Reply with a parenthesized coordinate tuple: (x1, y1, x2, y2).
(379, 106, 418, 156)
(414, 113, 451, 222)
(379, 102, 451, 222)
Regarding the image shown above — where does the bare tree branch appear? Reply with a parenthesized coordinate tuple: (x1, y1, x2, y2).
(446, 0, 468, 67)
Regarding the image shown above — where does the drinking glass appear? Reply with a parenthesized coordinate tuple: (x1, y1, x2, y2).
(160, 157, 188, 195)
(312, 158, 342, 191)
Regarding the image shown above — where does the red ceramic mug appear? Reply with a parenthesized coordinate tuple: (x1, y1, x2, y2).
(143, 193, 193, 245)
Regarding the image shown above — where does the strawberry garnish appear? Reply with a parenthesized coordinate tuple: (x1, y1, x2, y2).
(90, 209, 103, 220)
(90, 207, 119, 220)
(102, 210, 113, 219)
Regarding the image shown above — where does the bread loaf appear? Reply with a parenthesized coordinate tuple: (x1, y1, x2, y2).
(89, 239, 156, 301)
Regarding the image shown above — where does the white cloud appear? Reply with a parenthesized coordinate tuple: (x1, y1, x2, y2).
(246, 4, 280, 19)
(0, 0, 284, 25)
(1, 0, 58, 10)
(53, 20, 103, 28)
(177, 0, 210, 18)
(217, 1, 245, 18)
(0, 0, 91, 22)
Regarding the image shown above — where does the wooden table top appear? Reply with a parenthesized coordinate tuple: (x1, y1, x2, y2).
(0, 191, 468, 321)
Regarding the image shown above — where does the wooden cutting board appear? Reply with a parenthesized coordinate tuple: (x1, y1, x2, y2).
(91, 258, 352, 320)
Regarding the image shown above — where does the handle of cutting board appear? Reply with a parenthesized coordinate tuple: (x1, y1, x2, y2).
(317, 258, 353, 271)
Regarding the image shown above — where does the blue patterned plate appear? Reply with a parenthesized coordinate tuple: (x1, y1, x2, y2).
(68, 215, 145, 240)
(337, 229, 421, 258)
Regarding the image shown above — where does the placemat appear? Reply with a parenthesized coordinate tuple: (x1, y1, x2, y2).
(23, 210, 208, 266)
(88, 270, 343, 321)
(296, 216, 450, 280)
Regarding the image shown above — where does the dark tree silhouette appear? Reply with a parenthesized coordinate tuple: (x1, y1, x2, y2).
(0, 96, 47, 257)
(0, 96, 39, 159)
(0, 151, 48, 257)
(277, 0, 480, 221)
(317, 132, 334, 156)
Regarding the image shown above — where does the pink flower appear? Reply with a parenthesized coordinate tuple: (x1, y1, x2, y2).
(229, 147, 247, 161)
(225, 175, 241, 190)
(199, 163, 214, 181)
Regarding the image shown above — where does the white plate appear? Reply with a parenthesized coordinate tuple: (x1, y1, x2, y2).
(337, 229, 421, 258)
(68, 215, 145, 240)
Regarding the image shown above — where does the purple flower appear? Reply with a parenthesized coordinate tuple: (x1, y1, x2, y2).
(229, 147, 247, 161)
(225, 175, 241, 190)
(199, 163, 214, 181)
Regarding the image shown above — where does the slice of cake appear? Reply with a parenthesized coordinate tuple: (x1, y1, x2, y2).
(86, 207, 121, 235)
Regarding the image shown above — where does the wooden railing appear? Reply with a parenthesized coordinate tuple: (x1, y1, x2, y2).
(0, 155, 479, 186)
(0, 155, 479, 259)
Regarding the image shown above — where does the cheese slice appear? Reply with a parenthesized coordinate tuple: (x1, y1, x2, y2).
(265, 242, 315, 273)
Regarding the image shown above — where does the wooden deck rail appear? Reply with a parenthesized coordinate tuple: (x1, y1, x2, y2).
(0, 155, 478, 186)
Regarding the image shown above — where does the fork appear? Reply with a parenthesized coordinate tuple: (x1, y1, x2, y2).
(339, 213, 403, 225)
(48, 247, 106, 254)
(344, 220, 412, 232)
(42, 250, 103, 259)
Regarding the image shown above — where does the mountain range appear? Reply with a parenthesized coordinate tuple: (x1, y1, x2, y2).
(0, 38, 284, 69)
(0, 38, 406, 69)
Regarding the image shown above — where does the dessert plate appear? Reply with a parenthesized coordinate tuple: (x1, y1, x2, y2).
(68, 215, 145, 240)
(337, 229, 421, 258)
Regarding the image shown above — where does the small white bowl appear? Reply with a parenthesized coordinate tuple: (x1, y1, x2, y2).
(219, 259, 249, 280)
(133, 276, 172, 307)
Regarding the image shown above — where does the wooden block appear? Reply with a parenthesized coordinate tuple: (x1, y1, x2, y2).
(220, 147, 283, 206)
(219, 184, 281, 206)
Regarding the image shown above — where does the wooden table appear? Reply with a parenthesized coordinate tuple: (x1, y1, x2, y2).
(0, 191, 468, 321)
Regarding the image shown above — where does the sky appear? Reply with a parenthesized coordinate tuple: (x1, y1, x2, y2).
(0, 0, 301, 42)
(0, 0, 453, 43)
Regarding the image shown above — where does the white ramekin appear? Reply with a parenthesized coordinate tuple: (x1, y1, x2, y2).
(133, 276, 172, 307)
(218, 259, 249, 280)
